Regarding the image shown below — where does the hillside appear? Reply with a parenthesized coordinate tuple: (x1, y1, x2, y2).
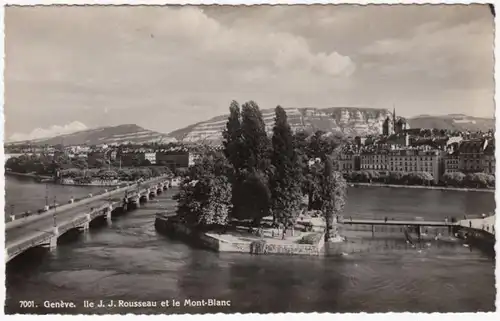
(7, 124, 176, 147)
(407, 114, 495, 132)
(168, 107, 393, 143)
(167, 108, 495, 143)
(8, 110, 494, 147)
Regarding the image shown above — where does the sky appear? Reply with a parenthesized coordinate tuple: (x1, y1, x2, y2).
(4, 4, 495, 142)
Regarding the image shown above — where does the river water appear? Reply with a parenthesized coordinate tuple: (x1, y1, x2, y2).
(4, 176, 497, 314)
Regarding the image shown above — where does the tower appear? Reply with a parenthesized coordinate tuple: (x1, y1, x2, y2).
(383, 116, 393, 136)
(392, 105, 396, 129)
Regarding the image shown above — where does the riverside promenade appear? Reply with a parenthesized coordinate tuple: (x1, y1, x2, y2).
(458, 215, 496, 235)
(350, 182, 494, 193)
(5, 175, 172, 263)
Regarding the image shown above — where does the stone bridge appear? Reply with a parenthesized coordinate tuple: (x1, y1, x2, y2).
(5, 175, 173, 263)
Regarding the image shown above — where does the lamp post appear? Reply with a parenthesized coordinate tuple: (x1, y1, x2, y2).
(52, 196, 57, 227)
(45, 184, 49, 207)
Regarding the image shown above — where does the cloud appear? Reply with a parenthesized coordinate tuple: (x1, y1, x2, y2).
(147, 7, 356, 77)
(3, 5, 494, 136)
(9, 121, 88, 142)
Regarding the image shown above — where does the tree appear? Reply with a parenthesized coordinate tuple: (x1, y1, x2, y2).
(237, 171, 272, 225)
(388, 171, 404, 184)
(465, 172, 492, 188)
(222, 100, 245, 217)
(270, 106, 303, 232)
(233, 101, 272, 222)
(441, 172, 466, 187)
(174, 154, 232, 230)
(304, 162, 324, 211)
(222, 100, 243, 173)
(321, 156, 347, 242)
(308, 131, 342, 161)
(240, 101, 271, 173)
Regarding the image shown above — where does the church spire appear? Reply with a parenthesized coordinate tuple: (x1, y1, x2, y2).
(393, 104, 396, 125)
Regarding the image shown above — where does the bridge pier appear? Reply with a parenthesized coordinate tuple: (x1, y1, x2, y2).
(80, 213, 91, 231)
(49, 226, 59, 249)
(106, 205, 113, 225)
(135, 196, 141, 208)
(416, 226, 422, 240)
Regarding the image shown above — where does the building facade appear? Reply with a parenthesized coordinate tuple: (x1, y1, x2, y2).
(458, 139, 488, 173)
(482, 139, 495, 175)
(359, 147, 443, 183)
(145, 152, 156, 165)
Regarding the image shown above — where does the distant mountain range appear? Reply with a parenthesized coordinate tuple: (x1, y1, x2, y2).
(6, 124, 175, 147)
(407, 114, 494, 132)
(167, 108, 495, 143)
(6, 109, 495, 147)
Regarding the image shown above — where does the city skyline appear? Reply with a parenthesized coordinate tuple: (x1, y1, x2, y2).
(5, 5, 495, 142)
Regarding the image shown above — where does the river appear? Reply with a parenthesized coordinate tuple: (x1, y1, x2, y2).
(4, 176, 496, 314)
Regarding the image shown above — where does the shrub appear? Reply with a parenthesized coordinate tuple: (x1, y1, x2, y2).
(298, 233, 323, 245)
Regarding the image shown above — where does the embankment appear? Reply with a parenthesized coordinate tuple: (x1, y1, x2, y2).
(155, 215, 325, 256)
(350, 182, 494, 193)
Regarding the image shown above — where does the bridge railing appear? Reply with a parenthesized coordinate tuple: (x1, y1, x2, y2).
(339, 215, 463, 223)
(58, 215, 92, 235)
(5, 175, 171, 230)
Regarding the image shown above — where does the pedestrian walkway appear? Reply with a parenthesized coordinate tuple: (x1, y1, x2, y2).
(458, 215, 495, 235)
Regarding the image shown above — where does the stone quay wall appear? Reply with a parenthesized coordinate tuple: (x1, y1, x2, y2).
(155, 215, 325, 256)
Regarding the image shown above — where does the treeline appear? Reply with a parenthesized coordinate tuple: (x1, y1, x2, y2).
(5, 155, 59, 176)
(59, 167, 171, 181)
(5, 154, 171, 180)
(174, 101, 347, 241)
(440, 172, 495, 189)
(343, 170, 495, 189)
(344, 171, 434, 186)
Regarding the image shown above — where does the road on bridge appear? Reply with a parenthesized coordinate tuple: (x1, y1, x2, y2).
(5, 199, 115, 246)
(5, 176, 170, 250)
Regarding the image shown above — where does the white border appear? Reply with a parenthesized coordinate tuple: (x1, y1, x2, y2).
(0, 1, 498, 320)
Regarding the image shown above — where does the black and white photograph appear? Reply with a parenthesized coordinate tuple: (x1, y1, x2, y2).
(2, 2, 497, 315)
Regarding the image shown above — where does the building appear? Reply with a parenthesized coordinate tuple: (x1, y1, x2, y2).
(156, 151, 190, 169)
(359, 146, 444, 183)
(145, 152, 156, 165)
(360, 150, 389, 171)
(119, 151, 146, 167)
(483, 139, 495, 175)
(354, 136, 368, 147)
(381, 107, 409, 136)
(394, 118, 408, 134)
(336, 152, 359, 172)
(87, 152, 106, 167)
(444, 152, 461, 173)
(458, 139, 488, 173)
(382, 117, 393, 136)
(443, 141, 460, 173)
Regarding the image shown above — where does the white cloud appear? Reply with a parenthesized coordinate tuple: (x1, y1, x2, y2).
(3, 6, 493, 135)
(9, 121, 88, 142)
(150, 7, 355, 77)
